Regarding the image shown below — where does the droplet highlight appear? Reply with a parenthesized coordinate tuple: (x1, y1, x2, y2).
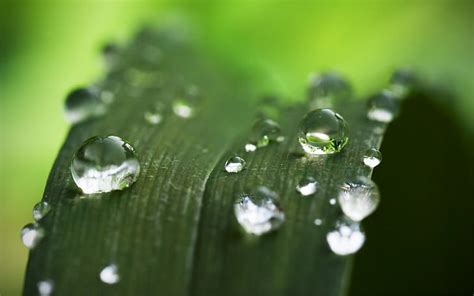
(21, 223, 45, 249)
(296, 176, 318, 196)
(362, 148, 382, 168)
(37, 280, 54, 296)
(225, 156, 246, 173)
(367, 90, 400, 123)
(298, 108, 349, 155)
(33, 201, 52, 221)
(100, 264, 120, 284)
(338, 176, 380, 222)
(234, 186, 285, 235)
(64, 87, 107, 124)
(327, 217, 365, 256)
(70, 135, 140, 194)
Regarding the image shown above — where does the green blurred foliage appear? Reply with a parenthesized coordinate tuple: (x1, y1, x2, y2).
(1, 1, 473, 295)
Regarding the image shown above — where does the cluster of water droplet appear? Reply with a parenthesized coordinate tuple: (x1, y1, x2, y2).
(20, 201, 52, 250)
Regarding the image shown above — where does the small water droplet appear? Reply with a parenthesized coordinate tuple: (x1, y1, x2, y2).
(64, 87, 107, 124)
(296, 176, 318, 196)
(172, 99, 194, 118)
(338, 176, 380, 221)
(225, 156, 246, 173)
(256, 96, 280, 119)
(71, 135, 140, 194)
(298, 108, 349, 155)
(32, 201, 51, 221)
(367, 90, 400, 123)
(327, 217, 365, 255)
(329, 198, 337, 205)
(314, 218, 323, 226)
(37, 280, 54, 296)
(363, 148, 382, 168)
(234, 186, 285, 235)
(245, 143, 257, 152)
(248, 119, 282, 149)
(144, 111, 163, 125)
(21, 223, 44, 249)
(389, 69, 414, 98)
(307, 72, 351, 109)
(100, 264, 120, 284)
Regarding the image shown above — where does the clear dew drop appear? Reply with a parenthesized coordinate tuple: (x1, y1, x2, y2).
(248, 119, 282, 149)
(307, 72, 351, 109)
(21, 223, 45, 249)
(363, 148, 382, 168)
(32, 201, 51, 221)
(144, 111, 163, 125)
(172, 99, 194, 118)
(234, 186, 285, 236)
(338, 176, 380, 222)
(314, 218, 323, 226)
(327, 217, 365, 256)
(64, 87, 107, 124)
(225, 156, 246, 173)
(298, 108, 349, 155)
(329, 198, 337, 205)
(37, 280, 54, 296)
(70, 135, 140, 194)
(100, 264, 120, 284)
(389, 69, 414, 98)
(296, 176, 318, 196)
(367, 90, 400, 123)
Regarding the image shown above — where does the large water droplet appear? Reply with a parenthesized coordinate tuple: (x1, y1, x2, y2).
(71, 136, 140, 194)
(33, 201, 52, 221)
(225, 156, 246, 173)
(64, 88, 107, 124)
(296, 176, 318, 196)
(338, 176, 380, 222)
(389, 69, 414, 98)
(100, 264, 120, 284)
(37, 280, 54, 296)
(367, 90, 400, 123)
(362, 148, 382, 168)
(248, 119, 282, 149)
(327, 217, 365, 255)
(234, 186, 285, 235)
(298, 108, 349, 155)
(307, 72, 351, 109)
(21, 223, 44, 249)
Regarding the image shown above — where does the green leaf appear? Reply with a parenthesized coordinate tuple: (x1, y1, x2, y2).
(24, 27, 391, 295)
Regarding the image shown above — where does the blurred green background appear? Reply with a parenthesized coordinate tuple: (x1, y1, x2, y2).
(1, 1, 473, 295)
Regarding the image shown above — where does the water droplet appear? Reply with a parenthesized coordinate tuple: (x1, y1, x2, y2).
(367, 90, 400, 123)
(225, 156, 246, 173)
(21, 223, 44, 249)
(296, 176, 318, 196)
(234, 186, 285, 235)
(71, 136, 140, 194)
(314, 218, 323, 226)
(307, 72, 351, 109)
(248, 119, 282, 149)
(144, 111, 163, 125)
(245, 144, 257, 152)
(33, 201, 51, 221)
(64, 87, 107, 124)
(329, 198, 337, 205)
(298, 109, 349, 155)
(389, 69, 414, 98)
(37, 280, 54, 296)
(172, 99, 194, 118)
(338, 176, 380, 221)
(362, 148, 382, 168)
(327, 217, 365, 255)
(100, 264, 120, 284)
